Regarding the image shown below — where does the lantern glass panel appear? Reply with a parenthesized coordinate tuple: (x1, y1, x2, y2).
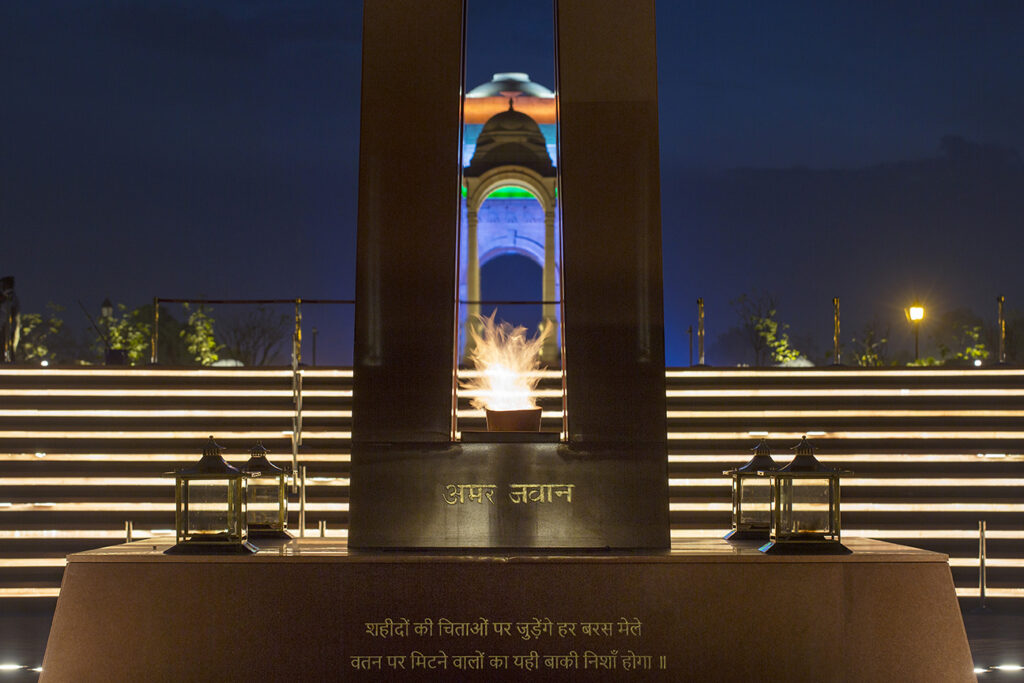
(780, 477, 831, 535)
(247, 474, 286, 531)
(738, 476, 771, 527)
(187, 479, 234, 536)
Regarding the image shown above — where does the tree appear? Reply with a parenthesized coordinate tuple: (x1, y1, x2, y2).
(849, 321, 890, 367)
(97, 303, 152, 365)
(731, 293, 803, 366)
(14, 303, 79, 363)
(180, 303, 222, 366)
(929, 308, 990, 366)
(218, 306, 291, 366)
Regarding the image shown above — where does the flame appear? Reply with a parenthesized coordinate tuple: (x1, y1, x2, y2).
(463, 313, 552, 412)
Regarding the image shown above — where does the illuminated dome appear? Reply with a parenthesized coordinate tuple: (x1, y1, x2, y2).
(466, 72, 554, 98)
(465, 100, 555, 177)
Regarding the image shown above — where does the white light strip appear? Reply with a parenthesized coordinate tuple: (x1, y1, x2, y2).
(0, 430, 352, 439)
(457, 410, 563, 419)
(955, 587, 1024, 598)
(0, 409, 350, 419)
(668, 431, 1024, 440)
(667, 409, 1024, 419)
(0, 389, 351, 398)
(0, 558, 66, 568)
(0, 477, 350, 487)
(668, 454, 1023, 462)
(0, 587, 60, 598)
(666, 368, 1024, 378)
(0, 502, 349, 512)
(0, 453, 352, 462)
(948, 558, 1024, 568)
(0, 368, 296, 378)
(668, 502, 1024, 512)
(669, 477, 1024, 487)
(667, 388, 1024, 397)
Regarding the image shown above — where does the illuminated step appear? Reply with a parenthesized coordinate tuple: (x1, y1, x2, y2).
(668, 502, 1024, 513)
(0, 430, 352, 439)
(0, 389, 350, 398)
(667, 388, 1024, 398)
(955, 587, 1024, 598)
(668, 430, 1024, 440)
(667, 409, 1024, 419)
(669, 477, 1024, 487)
(0, 477, 350, 487)
(668, 529, 1024, 540)
(0, 409, 351, 419)
(665, 368, 1024, 379)
(948, 558, 1024, 568)
(0, 368, 353, 379)
(669, 454, 1022, 463)
(0, 502, 349, 512)
(0, 453, 352, 462)
(0, 587, 60, 598)
(0, 558, 66, 568)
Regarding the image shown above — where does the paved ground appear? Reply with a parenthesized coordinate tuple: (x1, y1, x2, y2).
(1, 599, 1020, 679)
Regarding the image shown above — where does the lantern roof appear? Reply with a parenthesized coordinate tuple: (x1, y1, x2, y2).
(776, 436, 844, 474)
(725, 439, 779, 475)
(176, 436, 245, 479)
(241, 441, 286, 475)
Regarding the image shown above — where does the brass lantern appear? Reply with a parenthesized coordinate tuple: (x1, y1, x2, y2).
(759, 436, 850, 555)
(240, 442, 291, 539)
(723, 439, 778, 541)
(166, 437, 256, 555)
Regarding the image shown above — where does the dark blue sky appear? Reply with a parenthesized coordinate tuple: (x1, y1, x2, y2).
(3, 1, 1023, 364)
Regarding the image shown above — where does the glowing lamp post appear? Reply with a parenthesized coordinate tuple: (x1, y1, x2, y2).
(724, 439, 778, 541)
(241, 442, 291, 539)
(166, 437, 256, 555)
(759, 437, 850, 555)
(906, 303, 925, 361)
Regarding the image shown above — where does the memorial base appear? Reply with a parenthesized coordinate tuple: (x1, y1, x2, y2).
(41, 538, 973, 681)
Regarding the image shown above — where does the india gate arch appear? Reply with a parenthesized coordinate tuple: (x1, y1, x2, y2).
(461, 101, 559, 362)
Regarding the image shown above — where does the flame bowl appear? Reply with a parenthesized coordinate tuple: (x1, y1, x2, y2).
(485, 408, 542, 432)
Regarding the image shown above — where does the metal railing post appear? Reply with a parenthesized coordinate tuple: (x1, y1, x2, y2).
(299, 465, 307, 538)
(832, 297, 841, 365)
(979, 520, 988, 609)
(998, 296, 1006, 364)
(697, 298, 705, 366)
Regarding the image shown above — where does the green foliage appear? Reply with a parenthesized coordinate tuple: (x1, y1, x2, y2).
(928, 308, 990, 366)
(15, 303, 64, 362)
(849, 322, 889, 367)
(180, 303, 222, 366)
(731, 293, 803, 365)
(97, 304, 151, 365)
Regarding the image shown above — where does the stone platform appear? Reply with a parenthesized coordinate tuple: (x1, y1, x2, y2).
(41, 538, 973, 681)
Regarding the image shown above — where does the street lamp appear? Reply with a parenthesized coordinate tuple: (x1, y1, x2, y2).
(100, 298, 113, 319)
(906, 302, 925, 361)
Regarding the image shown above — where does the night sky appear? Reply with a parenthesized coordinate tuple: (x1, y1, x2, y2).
(3, 1, 1023, 365)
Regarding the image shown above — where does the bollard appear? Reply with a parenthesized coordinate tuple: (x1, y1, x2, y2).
(125, 520, 133, 543)
(319, 520, 327, 537)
